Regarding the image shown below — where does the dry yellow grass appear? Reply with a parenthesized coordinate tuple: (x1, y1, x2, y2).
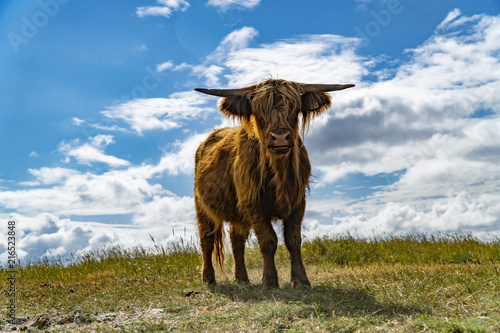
(0, 233, 499, 332)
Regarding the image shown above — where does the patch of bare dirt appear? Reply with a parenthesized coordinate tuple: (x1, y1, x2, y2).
(1, 308, 170, 332)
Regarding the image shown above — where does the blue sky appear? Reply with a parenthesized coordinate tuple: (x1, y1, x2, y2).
(1, 0, 500, 261)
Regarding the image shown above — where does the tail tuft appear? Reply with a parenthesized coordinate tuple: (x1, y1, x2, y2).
(213, 225, 226, 272)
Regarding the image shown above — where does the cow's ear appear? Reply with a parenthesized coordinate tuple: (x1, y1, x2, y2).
(301, 91, 331, 116)
(220, 96, 252, 120)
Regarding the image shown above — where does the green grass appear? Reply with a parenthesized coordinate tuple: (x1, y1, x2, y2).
(1, 232, 499, 332)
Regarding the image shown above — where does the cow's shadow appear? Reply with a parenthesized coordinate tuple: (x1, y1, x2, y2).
(208, 282, 427, 318)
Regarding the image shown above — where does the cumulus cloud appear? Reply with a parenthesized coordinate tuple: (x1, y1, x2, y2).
(0, 214, 114, 261)
(0, 166, 199, 261)
(171, 27, 364, 89)
(0, 167, 164, 216)
(436, 8, 462, 31)
(207, 0, 260, 11)
(307, 10, 500, 178)
(156, 60, 174, 73)
(20, 167, 79, 186)
(222, 34, 364, 87)
(153, 132, 209, 176)
(304, 191, 500, 239)
(212, 26, 259, 57)
(137, 0, 189, 18)
(172, 26, 259, 86)
(0, 210, 197, 263)
(101, 92, 215, 134)
(296, 11, 500, 238)
(133, 194, 195, 228)
(58, 135, 130, 167)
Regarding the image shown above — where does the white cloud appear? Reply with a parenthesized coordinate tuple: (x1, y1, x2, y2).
(224, 33, 364, 87)
(0, 167, 164, 216)
(72, 117, 85, 126)
(436, 8, 462, 31)
(101, 92, 215, 134)
(156, 60, 174, 72)
(213, 26, 259, 57)
(137, 6, 173, 18)
(58, 135, 130, 167)
(133, 194, 195, 228)
(207, 0, 260, 11)
(180, 26, 258, 86)
(21, 167, 79, 186)
(0, 129, 209, 220)
(155, 132, 208, 176)
(305, 11, 500, 178)
(0, 211, 197, 263)
(297, 12, 500, 242)
(72, 117, 130, 134)
(0, 213, 114, 261)
(159, 0, 190, 8)
(176, 27, 364, 88)
(304, 191, 500, 239)
(137, 0, 189, 18)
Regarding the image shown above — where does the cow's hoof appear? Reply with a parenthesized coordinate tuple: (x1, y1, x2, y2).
(262, 279, 279, 289)
(292, 279, 311, 288)
(236, 278, 250, 285)
(203, 271, 216, 285)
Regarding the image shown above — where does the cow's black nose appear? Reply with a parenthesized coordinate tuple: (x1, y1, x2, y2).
(270, 129, 291, 146)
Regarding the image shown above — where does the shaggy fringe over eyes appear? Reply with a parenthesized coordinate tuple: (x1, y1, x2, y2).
(249, 80, 303, 132)
(218, 79, 332, 138)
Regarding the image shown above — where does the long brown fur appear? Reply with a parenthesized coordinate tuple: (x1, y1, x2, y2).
(194, 79, 333, 288)
(213, 224, 225, 272)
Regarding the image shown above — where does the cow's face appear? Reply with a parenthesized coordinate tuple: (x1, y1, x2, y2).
(219, 80, 332, 155)
(251, 89, 300, 155)
(195, 79, 354, 155)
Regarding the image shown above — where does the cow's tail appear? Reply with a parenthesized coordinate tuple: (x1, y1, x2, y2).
(213, 224, 226, 273)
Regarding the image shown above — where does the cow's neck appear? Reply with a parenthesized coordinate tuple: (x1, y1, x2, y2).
(264, 145, 302, 216)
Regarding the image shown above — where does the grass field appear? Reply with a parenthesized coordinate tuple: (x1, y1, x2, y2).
(1, 232, 499, 332)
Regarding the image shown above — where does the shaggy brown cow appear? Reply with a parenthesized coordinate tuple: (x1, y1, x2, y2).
(194, 79, 354, 289)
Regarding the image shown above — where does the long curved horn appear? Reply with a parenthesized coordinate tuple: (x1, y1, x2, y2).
(194, 88, 248, 97)
(302, 84, 355, 92)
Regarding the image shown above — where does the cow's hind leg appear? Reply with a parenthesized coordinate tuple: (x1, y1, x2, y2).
(229, 224, 250, 284)
(196, 202, 217, 285)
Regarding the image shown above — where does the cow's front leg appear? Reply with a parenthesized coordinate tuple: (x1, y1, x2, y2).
(284, 205, 311, 287)
(253, 218, 279, 289)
